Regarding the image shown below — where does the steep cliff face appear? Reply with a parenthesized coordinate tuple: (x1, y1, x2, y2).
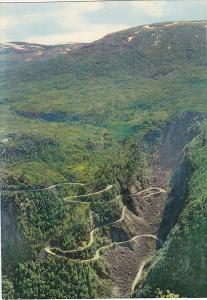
(102, 112, 205, 297)
(1, 203, 28, 273)
(159, 112, 205, 172)
(140, 112, 205, 215)
(157, 159, 192, 243)
(156, 112, 206, 242)
(134, 114, 207, 297)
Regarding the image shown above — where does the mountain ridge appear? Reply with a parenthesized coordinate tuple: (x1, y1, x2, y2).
(1, 20, 206, 68)
(1, 19, 206, 47)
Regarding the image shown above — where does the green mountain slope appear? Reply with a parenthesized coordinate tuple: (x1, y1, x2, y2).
(1, 20, 207, 299)
(1, 21, 206, 120)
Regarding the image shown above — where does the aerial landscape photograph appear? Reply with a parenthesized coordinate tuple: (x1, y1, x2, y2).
(0, 0, 207, 298)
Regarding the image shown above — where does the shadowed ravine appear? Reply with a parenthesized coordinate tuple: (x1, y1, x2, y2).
(36, 113, 204, 297)
(103, 112, 206, 297)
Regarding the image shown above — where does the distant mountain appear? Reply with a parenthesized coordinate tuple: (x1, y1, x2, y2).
(2, 20, 206, 77)
(1, 20, 206, 119)
(0, 41, 85, 66)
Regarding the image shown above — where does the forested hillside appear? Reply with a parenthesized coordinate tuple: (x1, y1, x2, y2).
(1, 20, 207, 298)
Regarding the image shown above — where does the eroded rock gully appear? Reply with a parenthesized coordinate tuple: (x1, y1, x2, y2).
(104, 112, 206, 297)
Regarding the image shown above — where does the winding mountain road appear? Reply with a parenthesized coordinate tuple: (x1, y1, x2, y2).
(130, 258, 151, 294)
(65, 194, 121, 204)
(8, 180, 166, 294)
(64, 184, 114, 201)
(45, 186, 165, 260)
(44, 184, 166, 296)
(131, 187, 166, 198)
(45, 234, 162, 263)
(2, 182, 85, 193)
(47, 198, 124, 255)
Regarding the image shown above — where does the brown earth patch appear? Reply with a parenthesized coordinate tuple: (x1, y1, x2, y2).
(104, 236, 156, 297)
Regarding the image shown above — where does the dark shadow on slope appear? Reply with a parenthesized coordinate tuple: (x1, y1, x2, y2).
(155, 112, 207, 247)
(156, 158, 193, 246)
(159, 111, 206, 173)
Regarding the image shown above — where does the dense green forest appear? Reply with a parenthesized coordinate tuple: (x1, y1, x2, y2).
(1, 21, 207, 298)
(3, 258, 112, 299)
